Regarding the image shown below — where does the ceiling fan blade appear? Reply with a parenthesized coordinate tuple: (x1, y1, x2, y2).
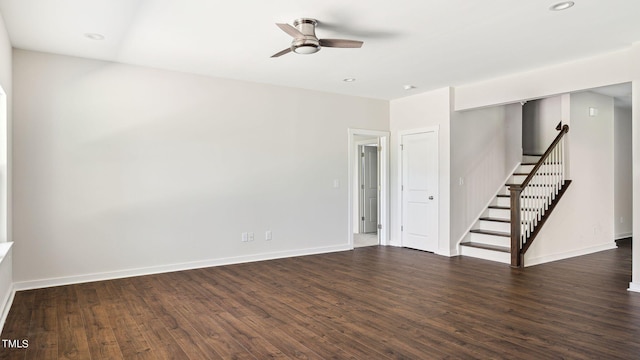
(276, 23, 304, 39)
(271, 48, 292, 58)
(319, 39, 363, 48)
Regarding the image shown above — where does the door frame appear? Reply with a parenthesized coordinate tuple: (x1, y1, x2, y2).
(397, 127, 439, 250)
(348, 129, 390, 248)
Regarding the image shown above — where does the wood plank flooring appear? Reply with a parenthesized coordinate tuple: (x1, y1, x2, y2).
(2, 240, 640, 359)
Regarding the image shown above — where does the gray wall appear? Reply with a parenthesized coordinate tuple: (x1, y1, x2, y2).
(522, 96, 562, 155)
(0, 12, 12, 327)
(11, 49, 389, 286)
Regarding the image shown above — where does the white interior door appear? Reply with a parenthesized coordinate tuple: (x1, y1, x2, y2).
(401, 131, 438, 252)
(362, 145, 378, 233)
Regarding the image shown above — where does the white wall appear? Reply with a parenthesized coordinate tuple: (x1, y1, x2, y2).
(522, 96, 563, 155)
(614, 104, 633, 239)
(450, 104, 522, 244)
(11, 49, 389, 286)
(525, 91, 616, 265)
(389, 88, 451, 254)
(0, 11, 12, 329)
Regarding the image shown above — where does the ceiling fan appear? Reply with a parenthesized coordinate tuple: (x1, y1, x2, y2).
(271, 18, 363, 58)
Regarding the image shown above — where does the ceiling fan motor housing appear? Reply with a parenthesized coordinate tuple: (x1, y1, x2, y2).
(291, 18, 320, 54)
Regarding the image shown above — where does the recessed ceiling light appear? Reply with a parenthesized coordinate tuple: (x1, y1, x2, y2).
(403, 85, 417, 91)
(84, 33, 105, 40)
(549, 1, 575, 11)
(343, 78, 356, 82)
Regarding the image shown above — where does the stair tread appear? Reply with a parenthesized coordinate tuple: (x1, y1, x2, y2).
(523, 153, 543, 156)
(522, 162, 537, 166)
(469, 229, 510, 237)
(488, 205, 509, 210)
(460, 242, 510, 253)
(479, 217, 510, 223)
(497, 194, 509, 198)
(514, 172, 562, 176)
(505, 183, 554, 187)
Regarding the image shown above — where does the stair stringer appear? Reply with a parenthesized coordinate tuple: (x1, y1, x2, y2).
(455, 162, 521, 252)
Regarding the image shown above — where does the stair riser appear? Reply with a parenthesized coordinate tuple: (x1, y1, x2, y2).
(486, 208, 510, 218)
(495, 197, 510, 207)
(523, 155, 541, 163)
(477, 220, 510, 233)
(519, 164, 534, 173)
(485, 210, 545, 223)
(510, 175, 527, 184)
(469, 232, 510, 247)
(519, 163, 560, 172)
(460, 246, 510, 264)
(496, 196, 554, 207)
(502, 187, 559, 200)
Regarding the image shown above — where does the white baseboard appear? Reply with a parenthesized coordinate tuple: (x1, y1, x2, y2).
(615, 233, 632, 240)
(437, 248, 458, 257)
(524, 242, 617, 267)
(628, 282, 640, 293)
(13, 244, 351, 291)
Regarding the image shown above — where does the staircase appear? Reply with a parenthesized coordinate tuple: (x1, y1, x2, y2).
(459, 124, 571, 267)
(459, 155, 539, 264)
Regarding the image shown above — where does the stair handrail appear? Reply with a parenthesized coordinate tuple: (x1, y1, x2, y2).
(509, 124, 570, 267)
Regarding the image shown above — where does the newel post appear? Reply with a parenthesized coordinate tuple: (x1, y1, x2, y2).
(510, 186, 522, 268)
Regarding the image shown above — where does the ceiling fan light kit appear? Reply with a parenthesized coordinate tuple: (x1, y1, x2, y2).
(271, 18, 363, 58)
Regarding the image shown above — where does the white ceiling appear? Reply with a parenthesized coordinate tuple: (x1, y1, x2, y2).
(1, 0, 639, 100)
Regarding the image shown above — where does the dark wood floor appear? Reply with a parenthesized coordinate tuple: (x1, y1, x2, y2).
(2, 240, 639, 359)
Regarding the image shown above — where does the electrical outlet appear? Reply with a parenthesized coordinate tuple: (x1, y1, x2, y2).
(265, 230, 272, 241)
(248, 232, 254, 242)
(241, 232, 248, 242)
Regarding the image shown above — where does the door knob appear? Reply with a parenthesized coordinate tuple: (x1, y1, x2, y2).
(429, 196, 434, 200)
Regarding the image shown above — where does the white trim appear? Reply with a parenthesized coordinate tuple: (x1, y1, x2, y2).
(0, 242, 13, 332)
(615, 233, 633, 240)
(454, 162, 521, 252)
(348, 129, 390, 248)
(524, 242, 617, 267)
(628, 282, 640, 293)
(396, 126, 440, 251)
(13, 244, 350, 291)
(0, 284, 14, 331)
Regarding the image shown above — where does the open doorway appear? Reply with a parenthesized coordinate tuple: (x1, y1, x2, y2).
(348, 129, 389, 249)
(356, 142, 379, 247)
